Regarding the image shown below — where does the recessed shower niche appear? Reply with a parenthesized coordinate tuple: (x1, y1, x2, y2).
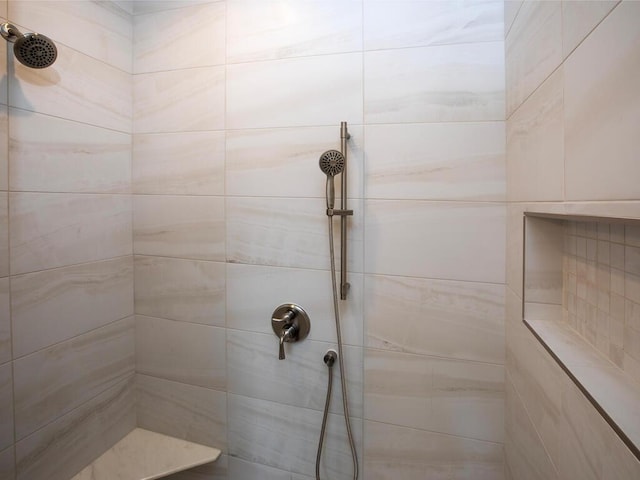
(523, 212, 640, 460)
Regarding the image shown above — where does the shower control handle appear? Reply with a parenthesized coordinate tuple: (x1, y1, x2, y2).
(271, 304, 311, 360)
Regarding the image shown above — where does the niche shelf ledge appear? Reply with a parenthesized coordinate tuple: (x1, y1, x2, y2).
(71, 428, 221, 480)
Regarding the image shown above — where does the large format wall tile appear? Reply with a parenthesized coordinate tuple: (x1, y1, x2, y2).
(10, 43, 131, 133)
(0, 446, 14, 480)
(365, 122, 505, 201)
(227, 329, 363, 417)
(226, 1, 362, 63)
(564, 0, 640, 201)
(11, 256, 133, 357)
(507, 67, 564, 202)
(228, 394, 363, 480)
(226, 125, 364, 199)
(227, 197, 364, 272)
(135, 315, 226, 389)
(505, 0, 562, 117)
(9, 193, 132, 275)
(15, 377, 135, 480)
(227, 456, 312, 480)
(0, 363, 13, 451)
(226, 263, 363, 346)
(365, 274, 504, 364)
(0, 278, 8, 364)
(562, 0, 619, 59)
(136, 374, 227, 450)
(0, 193, 7, 277)
(365, 349, 504, 443)
(10, 0, 132, 72)
(0, 105, 7, 191)
(13, 317, 135, 440)
(10, 110, 131, 193)
(133, 131, 225, 195)
(134, 66, 225, 134)
(504, 1, 523, 37)
(226, 53, 362, 129)
(133, 1, 215, 16)
(364, 201, 505, 283)
(165, 455, 228, 480)
(135, 2, 225, 73)
(364, 0, 503, 51)
(134, 255, 225, 326)
(133, 195, 225, 261)
(365, 42, 505, 124)
(363, 420, 504, 480)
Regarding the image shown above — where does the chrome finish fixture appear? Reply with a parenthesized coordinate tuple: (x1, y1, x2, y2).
(1, 23, 57, 69)
(271, 303, 310, 360)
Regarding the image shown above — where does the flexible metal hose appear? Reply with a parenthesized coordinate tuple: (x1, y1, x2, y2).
(315, 217, 359, 480)
(315, 356, 333, 479)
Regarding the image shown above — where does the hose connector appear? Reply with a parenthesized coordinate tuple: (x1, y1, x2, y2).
(323, 349, 337, 367)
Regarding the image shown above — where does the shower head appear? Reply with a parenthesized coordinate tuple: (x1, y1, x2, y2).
(1, 23, 57, 69)
(319, 150, 345, 177)
(319, 150, 345, 211)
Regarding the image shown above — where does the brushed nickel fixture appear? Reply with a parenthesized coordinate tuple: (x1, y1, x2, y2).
(1, 22, 57, 69)
(316, 349, 337, 479)
(271, 303, 310, 360)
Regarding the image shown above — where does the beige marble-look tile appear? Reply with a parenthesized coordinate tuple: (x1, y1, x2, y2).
(10, 42, 131, 133)
(134, 66, 225, 134)
(133, 1, 218, 16)
(507, 67, 563, 202)
(365, 122, 505, 201)
(10, 1, 132, 72)
(13, 317, 135, 440)
(504, 376, 559, 480)
(166, 454, 228, 480)
(0, 22, 5, 106)
(0, 105, 7, 191)
(363, 420, 504, 480)
(504, 1, 523, 37)
(15, 377, 136, 480)
(365, 274, 504, 364)
(564, 0, 640, 201)
(562, 0, 619, 59)
(226, 125, 364, 199)
(9, 193, 132, 275)
(227, 393, 362, 479)
(0, 278, 8, 364)
(0, 193, 6, 277)
(10, 110, 131, 193)
(0, 1, 6, 20)
(365, 348, 504, 443)
(11, 256, 133, 358)
(0, 446, 15, 480)
(365, 42, 505, 124)
(133, 195, 224, 261)
(226, 263, 363, 347)
(227, 53, 362, 129)
(227, 1, 361, 63)
(506, 204, 525, 295)
(0, 363, 13, 451)
(227, 197, 364, 272)
(506, 0, 562, 117)
(364, 200, 505, 283)
(135, 2, 224, 73)
(136, 374, 227, 450)
(227, 456, 312, 480)
(524, 216, 564, 305)
(135, 315, 225, 389)
(134, 255, 225, 326)
(133, 131, 224, 195)
(364, 0, 503, 51)
(227, 330, 363, 417)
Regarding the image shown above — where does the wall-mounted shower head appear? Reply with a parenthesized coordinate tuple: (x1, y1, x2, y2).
(1, 23, 57, 69)
(319, 150, 345, 211)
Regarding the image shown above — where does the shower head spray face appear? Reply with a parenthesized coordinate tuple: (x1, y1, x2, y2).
(319, 149, 345, 177)
(1, 23, 57, 69)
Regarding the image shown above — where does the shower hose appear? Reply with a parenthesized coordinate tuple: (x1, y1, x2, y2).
(315, 217, 359, 480)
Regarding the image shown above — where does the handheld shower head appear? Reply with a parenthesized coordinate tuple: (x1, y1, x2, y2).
(1, 23, 57, 69)
(319, 150, 345, 210)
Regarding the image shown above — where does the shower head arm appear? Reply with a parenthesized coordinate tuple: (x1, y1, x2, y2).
(1, 23, 23, 43)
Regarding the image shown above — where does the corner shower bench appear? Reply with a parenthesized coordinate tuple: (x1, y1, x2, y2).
(70, 428, 221, 480)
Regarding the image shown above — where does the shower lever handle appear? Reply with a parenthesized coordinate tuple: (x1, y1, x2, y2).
(271, 304, 311, 360)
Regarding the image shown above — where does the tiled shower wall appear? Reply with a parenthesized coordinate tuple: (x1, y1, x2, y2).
(131, 1, 506, 479)
(505, 0, 640, 479)
(0, 1, 135, 479)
